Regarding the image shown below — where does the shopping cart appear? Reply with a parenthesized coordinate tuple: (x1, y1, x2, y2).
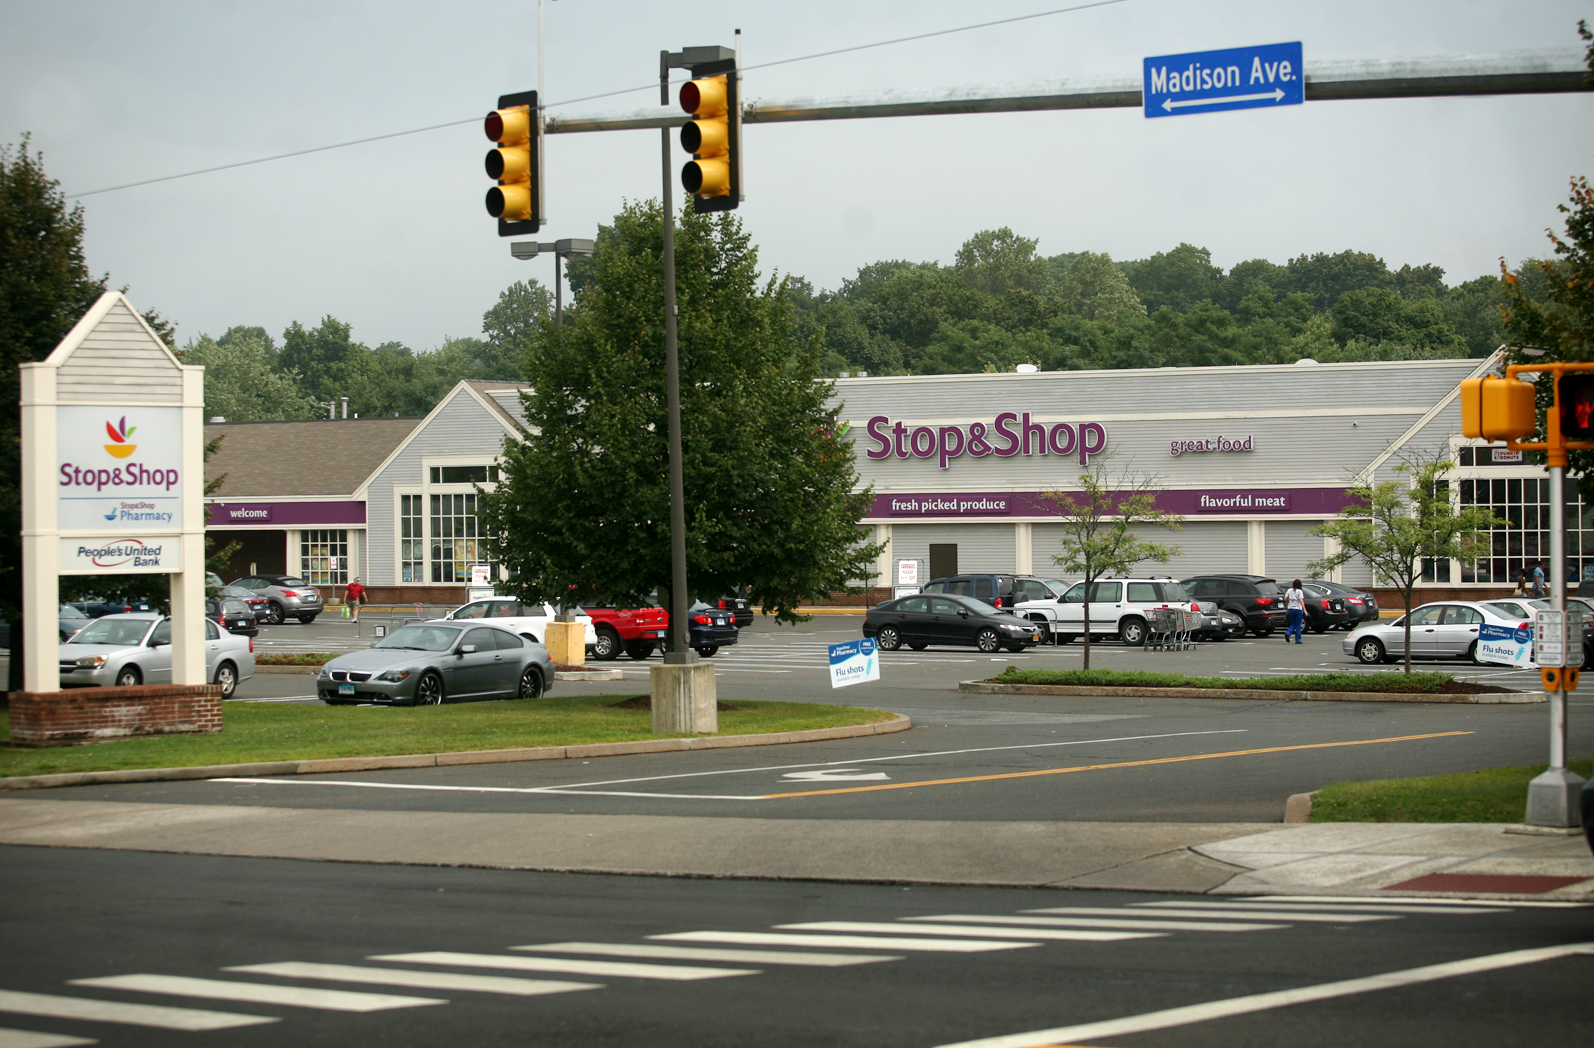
(1145, 606, 1197, 651)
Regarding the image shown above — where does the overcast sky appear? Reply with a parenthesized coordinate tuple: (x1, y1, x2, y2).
(3, 1, 1591, 353)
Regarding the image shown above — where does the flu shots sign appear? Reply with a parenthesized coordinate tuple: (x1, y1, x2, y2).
(829, 638, 880, 689)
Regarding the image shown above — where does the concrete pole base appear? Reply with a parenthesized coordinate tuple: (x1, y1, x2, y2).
(650, 661, 717, 734)
(543, 621, 585, 668)
(1525, 767, 1587, 828)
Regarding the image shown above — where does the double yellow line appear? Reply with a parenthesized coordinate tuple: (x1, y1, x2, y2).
(761, 731, 1475, 799)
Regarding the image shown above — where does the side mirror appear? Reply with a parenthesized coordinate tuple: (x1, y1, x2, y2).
(149, 638, 169, 648)
(459, 644, 477, 655)
(959, 609, 969, 618)
(1056, 596, 1066, 604)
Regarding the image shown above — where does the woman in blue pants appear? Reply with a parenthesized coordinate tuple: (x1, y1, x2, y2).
(1284, 579, 1306, 644)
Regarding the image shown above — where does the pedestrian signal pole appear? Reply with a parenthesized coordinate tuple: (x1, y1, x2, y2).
(1463, 363, 1594, 827)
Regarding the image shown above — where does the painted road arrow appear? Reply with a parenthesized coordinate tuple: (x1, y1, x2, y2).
(781, 769, 891, 782)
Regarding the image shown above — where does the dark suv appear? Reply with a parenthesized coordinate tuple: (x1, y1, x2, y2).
(1181, 575, 1290, 637)
(919, 574, 1065, 611)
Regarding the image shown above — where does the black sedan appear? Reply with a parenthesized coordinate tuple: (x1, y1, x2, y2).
(864, 592, 1043, 653)
(1304, 580, 1379, 628)
(687, 601, 739, 657)
(68, 596, 154, 618)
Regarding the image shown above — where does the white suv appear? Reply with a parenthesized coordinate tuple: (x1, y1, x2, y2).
(435, 598, 597, 648)
(1016, 577, 1193, 646)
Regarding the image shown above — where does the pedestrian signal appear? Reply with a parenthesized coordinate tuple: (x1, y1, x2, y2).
(1460, 375, 1536, 442)
(1559, 372, 1594, 441)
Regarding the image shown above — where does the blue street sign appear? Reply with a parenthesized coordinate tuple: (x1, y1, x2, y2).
(1143, 41, 1304, 118)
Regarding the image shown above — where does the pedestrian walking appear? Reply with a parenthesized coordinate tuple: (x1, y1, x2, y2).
(1531, 560, 1547, 599)
(344, 577, 366, 622)
(1513, 570, 1528, 597)
(1284, 579, 1306, 644)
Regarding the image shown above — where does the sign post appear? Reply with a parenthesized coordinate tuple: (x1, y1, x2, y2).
(19, 292, 207, 692)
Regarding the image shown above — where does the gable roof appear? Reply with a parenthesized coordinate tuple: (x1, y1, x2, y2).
(42, 291, 189, 404)
(204, 417, 423, 498)
(463, 379, 531, 430)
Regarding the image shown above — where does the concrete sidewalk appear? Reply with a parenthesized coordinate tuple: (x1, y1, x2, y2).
(0, 797, 1587, 901)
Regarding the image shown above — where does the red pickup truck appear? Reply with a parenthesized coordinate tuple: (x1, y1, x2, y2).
(582, 604, 669, 660)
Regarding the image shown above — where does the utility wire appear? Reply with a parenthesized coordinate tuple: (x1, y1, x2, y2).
(65, 0, 1128, 200)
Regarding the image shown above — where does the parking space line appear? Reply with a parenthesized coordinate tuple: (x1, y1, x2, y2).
(68, 975, 444, 1012)
(759, 731, 1474, 799)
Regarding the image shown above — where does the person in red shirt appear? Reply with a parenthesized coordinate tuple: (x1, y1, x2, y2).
(345, 577, 366, 622)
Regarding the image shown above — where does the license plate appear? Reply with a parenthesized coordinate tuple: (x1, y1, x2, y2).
(338, 683, 355, 695)
(648, 630, 665, 638)
(1031, 634, 1040, 642)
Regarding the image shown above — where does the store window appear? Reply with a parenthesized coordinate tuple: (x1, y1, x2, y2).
(1457, 475, 1592, 584)
(430, 492, 496, 583)
(301, 529, 349, 585)
(400, 494, 424, 583)
(429, 465, 500, 484)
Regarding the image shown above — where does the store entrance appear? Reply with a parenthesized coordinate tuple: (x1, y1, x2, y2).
(929, 543, 958, 581)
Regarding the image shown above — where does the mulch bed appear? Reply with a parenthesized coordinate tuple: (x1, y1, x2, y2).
(607, 695, 748, 711)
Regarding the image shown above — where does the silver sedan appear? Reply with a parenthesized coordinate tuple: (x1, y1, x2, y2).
(57, 613, 256, 698)
(1342, 600, 1533, 665)
(317, 623, 554, 706)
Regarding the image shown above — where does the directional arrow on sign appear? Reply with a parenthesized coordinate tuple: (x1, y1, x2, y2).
(1162, 88, 1285, 112)
(780, 768, 891, 782)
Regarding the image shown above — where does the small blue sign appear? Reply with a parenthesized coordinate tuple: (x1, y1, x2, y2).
(1143, 41, 1304, 118)
(829, 638, 879, 689)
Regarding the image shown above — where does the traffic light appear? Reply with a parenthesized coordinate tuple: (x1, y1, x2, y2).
(1559, 372, 1594, 441)
(678, 59, 740, 212)
(484, 90, 541, 237)
(1461, 375, 1536, 441)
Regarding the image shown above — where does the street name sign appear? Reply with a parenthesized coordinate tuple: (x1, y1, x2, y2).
(1143, 42, 1304, 118)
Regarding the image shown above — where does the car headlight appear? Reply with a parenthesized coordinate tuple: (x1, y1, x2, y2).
(377, 669, 412, 683)
(75, 655, 107, 669)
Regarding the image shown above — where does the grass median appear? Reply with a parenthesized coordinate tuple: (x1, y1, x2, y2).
(1310, 759, 1594, 822)
(0, 696, 895, 779)
(987, 667, 1507, 694)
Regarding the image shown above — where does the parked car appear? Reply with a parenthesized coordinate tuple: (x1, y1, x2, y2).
(583, 603, 670, 661)
(685, 600, 739, 657)
(316, 622, 552, 706)
(1342, 600, 1533, 665)
(1293, 585, 1353, 633)
(68, 595, 154, 618)
(57, 613, 255, 698)
(438, 598, 597, 648)
(218, 584, 272, 623)
(1303, 580, 1379, 628)
(864, 592, 1044, 653)
(0, 604, 93, 648)
(1042, 577, 1194, 647)
(228, 574, 324, 624)
(1190, 599, 1246, 641)
(206, 594, 258, 636)
(1181, 575, 1291, 637)
(715, 591, 753, 628)
(1479, 597, 1552, 621)
(918, 574, 1062, 611)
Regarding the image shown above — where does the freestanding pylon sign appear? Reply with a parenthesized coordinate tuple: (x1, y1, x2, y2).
(18, 292, 207, 692)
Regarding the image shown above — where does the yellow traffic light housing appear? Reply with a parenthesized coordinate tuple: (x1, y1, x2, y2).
(1461, 375, 1537, 442)
(678, 61, 740, 212)
(484, 90, 541, 237)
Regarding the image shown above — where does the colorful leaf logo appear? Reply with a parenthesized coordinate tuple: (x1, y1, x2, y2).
(103, 416, 138, 458)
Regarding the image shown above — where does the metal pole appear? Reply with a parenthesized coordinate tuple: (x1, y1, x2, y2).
(661, 124, 692, 663)
(555, 253, 563, 334)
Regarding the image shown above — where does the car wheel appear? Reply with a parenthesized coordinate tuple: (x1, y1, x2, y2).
(1467, 641, 1486, 666)
(876, 626, 902, 651)
(592, 628, 622, 661)
(265, 602, 284, 625)
(908, 643, 928, 650)
(976, 628, 1001, 653)
(297, 613, 317, 624)
(415, 671, 444, 706)
(1120, 618, 1147, 647)
(1355, 637, 1386, 665)
(213, 661, 238, 699)
(1252, 627, 1274, 638)
(1054, 634, 1075, 645)
(518, 666, 545, 698)
(114, 665, 142, 687)
(625, 642, 655, 661)
(695, 646, 719, 657)
(1310, 624, 1327, 634)
(1584, 644, 1593, 670)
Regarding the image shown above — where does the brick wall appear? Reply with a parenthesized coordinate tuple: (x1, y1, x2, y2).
(7, 685, 223, 746)
(364, 585, 469, 606)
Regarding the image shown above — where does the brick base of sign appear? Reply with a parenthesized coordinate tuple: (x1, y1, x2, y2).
(6, 685, 223, 746)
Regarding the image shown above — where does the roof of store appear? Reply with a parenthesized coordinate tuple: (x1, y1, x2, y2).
(203, 417, 424, 498)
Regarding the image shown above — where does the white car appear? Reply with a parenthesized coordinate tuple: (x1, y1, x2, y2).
(436, 597, 597, 648)
(1021, 577, 1195, 647)
(57, 612, 256, 698)
(1342, 600, 1534, 665)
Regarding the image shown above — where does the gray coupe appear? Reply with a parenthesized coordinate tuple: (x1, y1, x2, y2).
(317, 623, 554, 706)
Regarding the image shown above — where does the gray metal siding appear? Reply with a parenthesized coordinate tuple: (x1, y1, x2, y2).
(890, 523, 1016, 576)
(1145, 520, 1248, 579)
(365, 389, 517, 587)
(56, 301, 183, 403)
(1266, 521, 1326, 585)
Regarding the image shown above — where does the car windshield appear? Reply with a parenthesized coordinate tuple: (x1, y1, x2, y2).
(59, 604, 90, 620)
(68, 618, 153, 646)
(277, 578, 310, 588)
(373, 625, 461, 651)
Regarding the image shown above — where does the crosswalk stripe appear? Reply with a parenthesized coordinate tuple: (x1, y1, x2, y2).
(777, 921, 1161, 943)
(652, 932, 1038, 953)
(226, 963, 601, 997)
(0, 1029, 96, 1048)
(513, 943, 899, 966)
(906, 914, 1285, 933)
(1031, 906, 1393, 924)
(68, 975, 443, 1013)
(369, 952, 756, 981)
(1132, 900, 1506, 915)
(1189, 896, 1534, 908)
(0, 990, 276, 1031)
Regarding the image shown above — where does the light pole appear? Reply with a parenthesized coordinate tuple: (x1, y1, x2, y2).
(510, 238, 594, 332)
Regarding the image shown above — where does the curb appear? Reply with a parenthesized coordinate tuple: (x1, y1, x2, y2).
(1283, 790, 1317, 823)
(957, 681, 1540, 704)
(0, 714, 912, 792)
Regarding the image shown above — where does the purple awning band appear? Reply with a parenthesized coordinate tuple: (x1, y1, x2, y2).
(208, 501, 366, 526)
(869, 488, 1359, 519)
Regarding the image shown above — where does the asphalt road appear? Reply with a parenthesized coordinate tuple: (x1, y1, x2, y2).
(0, 845, 1587, 1048)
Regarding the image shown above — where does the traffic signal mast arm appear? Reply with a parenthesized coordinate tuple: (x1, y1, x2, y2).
(1461, 362, 1594, 468)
